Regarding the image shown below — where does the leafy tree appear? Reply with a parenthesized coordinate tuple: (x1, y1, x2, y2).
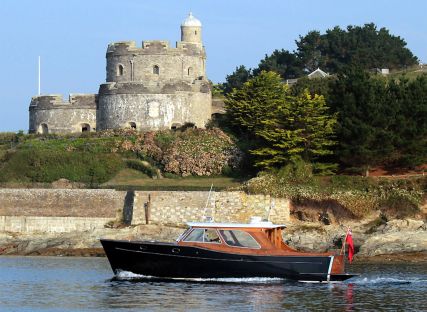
(290, 76, 333, 98)
(328, 67, 396, 173)
(390, 75, 427, 167)
(253, 49, 303, 79)
(225, 71, 285, 136)
(296, 24, 418, 73)
(225, 71, 337, 170)
(295, 30, 324, 72)
(222, 65, 252, 94)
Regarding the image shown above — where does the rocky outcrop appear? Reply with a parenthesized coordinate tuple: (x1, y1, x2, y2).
(1, 215, 426, 261)
(284, 218, 427, 260)
(0, 225, 183, 256)
(358, 219, 427, 256)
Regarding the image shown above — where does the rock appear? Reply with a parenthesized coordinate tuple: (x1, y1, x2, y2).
(382, 219, 425, 233)
(0, 225, 183, 256)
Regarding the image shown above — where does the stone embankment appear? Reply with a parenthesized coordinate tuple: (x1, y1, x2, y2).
(0, 188, 426, 262)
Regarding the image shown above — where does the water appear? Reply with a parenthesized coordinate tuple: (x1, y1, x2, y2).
(0, 256, 426, 311)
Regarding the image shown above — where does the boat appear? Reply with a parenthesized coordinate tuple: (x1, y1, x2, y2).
(101, 219, 357, 282)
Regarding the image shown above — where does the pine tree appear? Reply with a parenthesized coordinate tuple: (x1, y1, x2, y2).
(225, 71, 337, 170)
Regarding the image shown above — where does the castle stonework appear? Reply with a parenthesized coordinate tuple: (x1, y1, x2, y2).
(29, 13, 212, 134)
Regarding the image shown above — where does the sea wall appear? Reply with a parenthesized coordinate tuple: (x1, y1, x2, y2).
(0, 216, 113, 233)
(0, 189, 290, 233)
(132, 191, 290, 226)
(0, 188, 426, 260)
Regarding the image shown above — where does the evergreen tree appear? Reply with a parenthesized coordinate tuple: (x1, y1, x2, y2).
(329, 67, 396, 173)
(225, 71, 337, 170)
(391, 75, 427, 167)
(222, 65, 252, 94)
(253, 49, 304, 79)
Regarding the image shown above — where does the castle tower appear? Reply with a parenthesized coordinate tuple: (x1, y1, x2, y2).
(181, 12, 202, 45)
(96, 12, 211, 132)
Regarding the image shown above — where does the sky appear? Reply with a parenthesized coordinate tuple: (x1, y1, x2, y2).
(0, 0, 426, 132)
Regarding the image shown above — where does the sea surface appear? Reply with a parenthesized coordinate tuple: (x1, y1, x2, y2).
(0, 256, 426, 311)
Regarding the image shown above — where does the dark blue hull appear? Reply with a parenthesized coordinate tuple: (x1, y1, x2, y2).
(100, 239, 356, 282)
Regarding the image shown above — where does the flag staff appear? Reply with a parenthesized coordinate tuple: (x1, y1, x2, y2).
(38, 56, 41, 95)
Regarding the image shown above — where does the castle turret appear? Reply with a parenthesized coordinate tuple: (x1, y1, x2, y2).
(180, 12, 202, 45)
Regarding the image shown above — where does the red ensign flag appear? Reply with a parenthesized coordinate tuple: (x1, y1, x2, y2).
(346, 229, 354, 263)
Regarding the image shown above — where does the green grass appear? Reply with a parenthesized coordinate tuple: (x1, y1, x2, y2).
(103, 168, 243, 191)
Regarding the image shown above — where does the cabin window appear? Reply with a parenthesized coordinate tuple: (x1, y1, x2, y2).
(153, 65, 159, 75)
(183, 228, 221, 243)
(117, 64, 124, 76)
(219, 230, 260, 249)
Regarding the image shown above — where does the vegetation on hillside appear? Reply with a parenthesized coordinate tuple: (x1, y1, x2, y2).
(220, 23, 418, 93)
(0, 129, 242, 186)
(225, 71, 337, 172)
(245, 158, 424, 219)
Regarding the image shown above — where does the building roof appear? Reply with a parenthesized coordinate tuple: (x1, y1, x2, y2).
(187, 222, 286, 229)
(181, 12, 202, 27)
(308, 68, 329, 79)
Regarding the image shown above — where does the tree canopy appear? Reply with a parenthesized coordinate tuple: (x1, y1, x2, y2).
(222, 23, 418, 94)
(329, 67, 427, 172)
(225, 71, 337, 170)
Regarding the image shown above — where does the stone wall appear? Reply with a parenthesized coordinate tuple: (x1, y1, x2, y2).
(29, 94, 97, 134)
(0, 189, 126, 218)
(132, 191, 290, 226)
(0, 216, 113, 233)
(0, 189, 290, 233)
(106, 40, 206, 83)
(97, 85, 212, 131)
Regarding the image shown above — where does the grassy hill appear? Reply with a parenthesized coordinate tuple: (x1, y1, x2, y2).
(0, 129, 244, 190)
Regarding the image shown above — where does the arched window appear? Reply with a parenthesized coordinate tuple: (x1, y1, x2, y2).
(117, 64, 124, 76)
(81, 123, 90, 132)
(187, 67, 193, 76)
(153, 65, 160, 75)
(39, 123, 48, 134)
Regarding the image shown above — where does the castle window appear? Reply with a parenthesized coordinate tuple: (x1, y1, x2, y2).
(187, 67, 193, 76)
(117, 64, 124, 76)
(129, 122, 137, 129)
(38, 123, 48, 134)
(81, 123, 91, 132)
(153, 65, 160, 75)
(195, 30, 197, 35)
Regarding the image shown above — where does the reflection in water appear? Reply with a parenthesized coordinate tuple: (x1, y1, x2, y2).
(0, 257, 426, 311)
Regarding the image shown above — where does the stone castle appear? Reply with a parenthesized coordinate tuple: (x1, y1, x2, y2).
(29, 13, 212, 134)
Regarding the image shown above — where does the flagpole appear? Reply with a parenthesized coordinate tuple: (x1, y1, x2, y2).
(38, 56, 41, 95)
(340, 228, 349, 255)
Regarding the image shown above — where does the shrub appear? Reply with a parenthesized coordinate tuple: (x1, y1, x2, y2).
(125, 159, 158, 178)
(244, 169, 422, 218)
(0, 149, 123, 184)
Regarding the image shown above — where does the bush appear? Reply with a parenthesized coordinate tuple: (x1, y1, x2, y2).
(125, 159, 158, 178)
(244, 169, 423, 218)
(0, 149, 123, 184)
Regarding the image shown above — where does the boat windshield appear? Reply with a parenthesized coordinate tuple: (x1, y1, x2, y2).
(183, 228, 221, 243)
(219, 230, 260, 249)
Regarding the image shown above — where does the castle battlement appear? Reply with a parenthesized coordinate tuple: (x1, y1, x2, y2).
(106, 40, 204, 57)
(30, 94, 97, 109)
